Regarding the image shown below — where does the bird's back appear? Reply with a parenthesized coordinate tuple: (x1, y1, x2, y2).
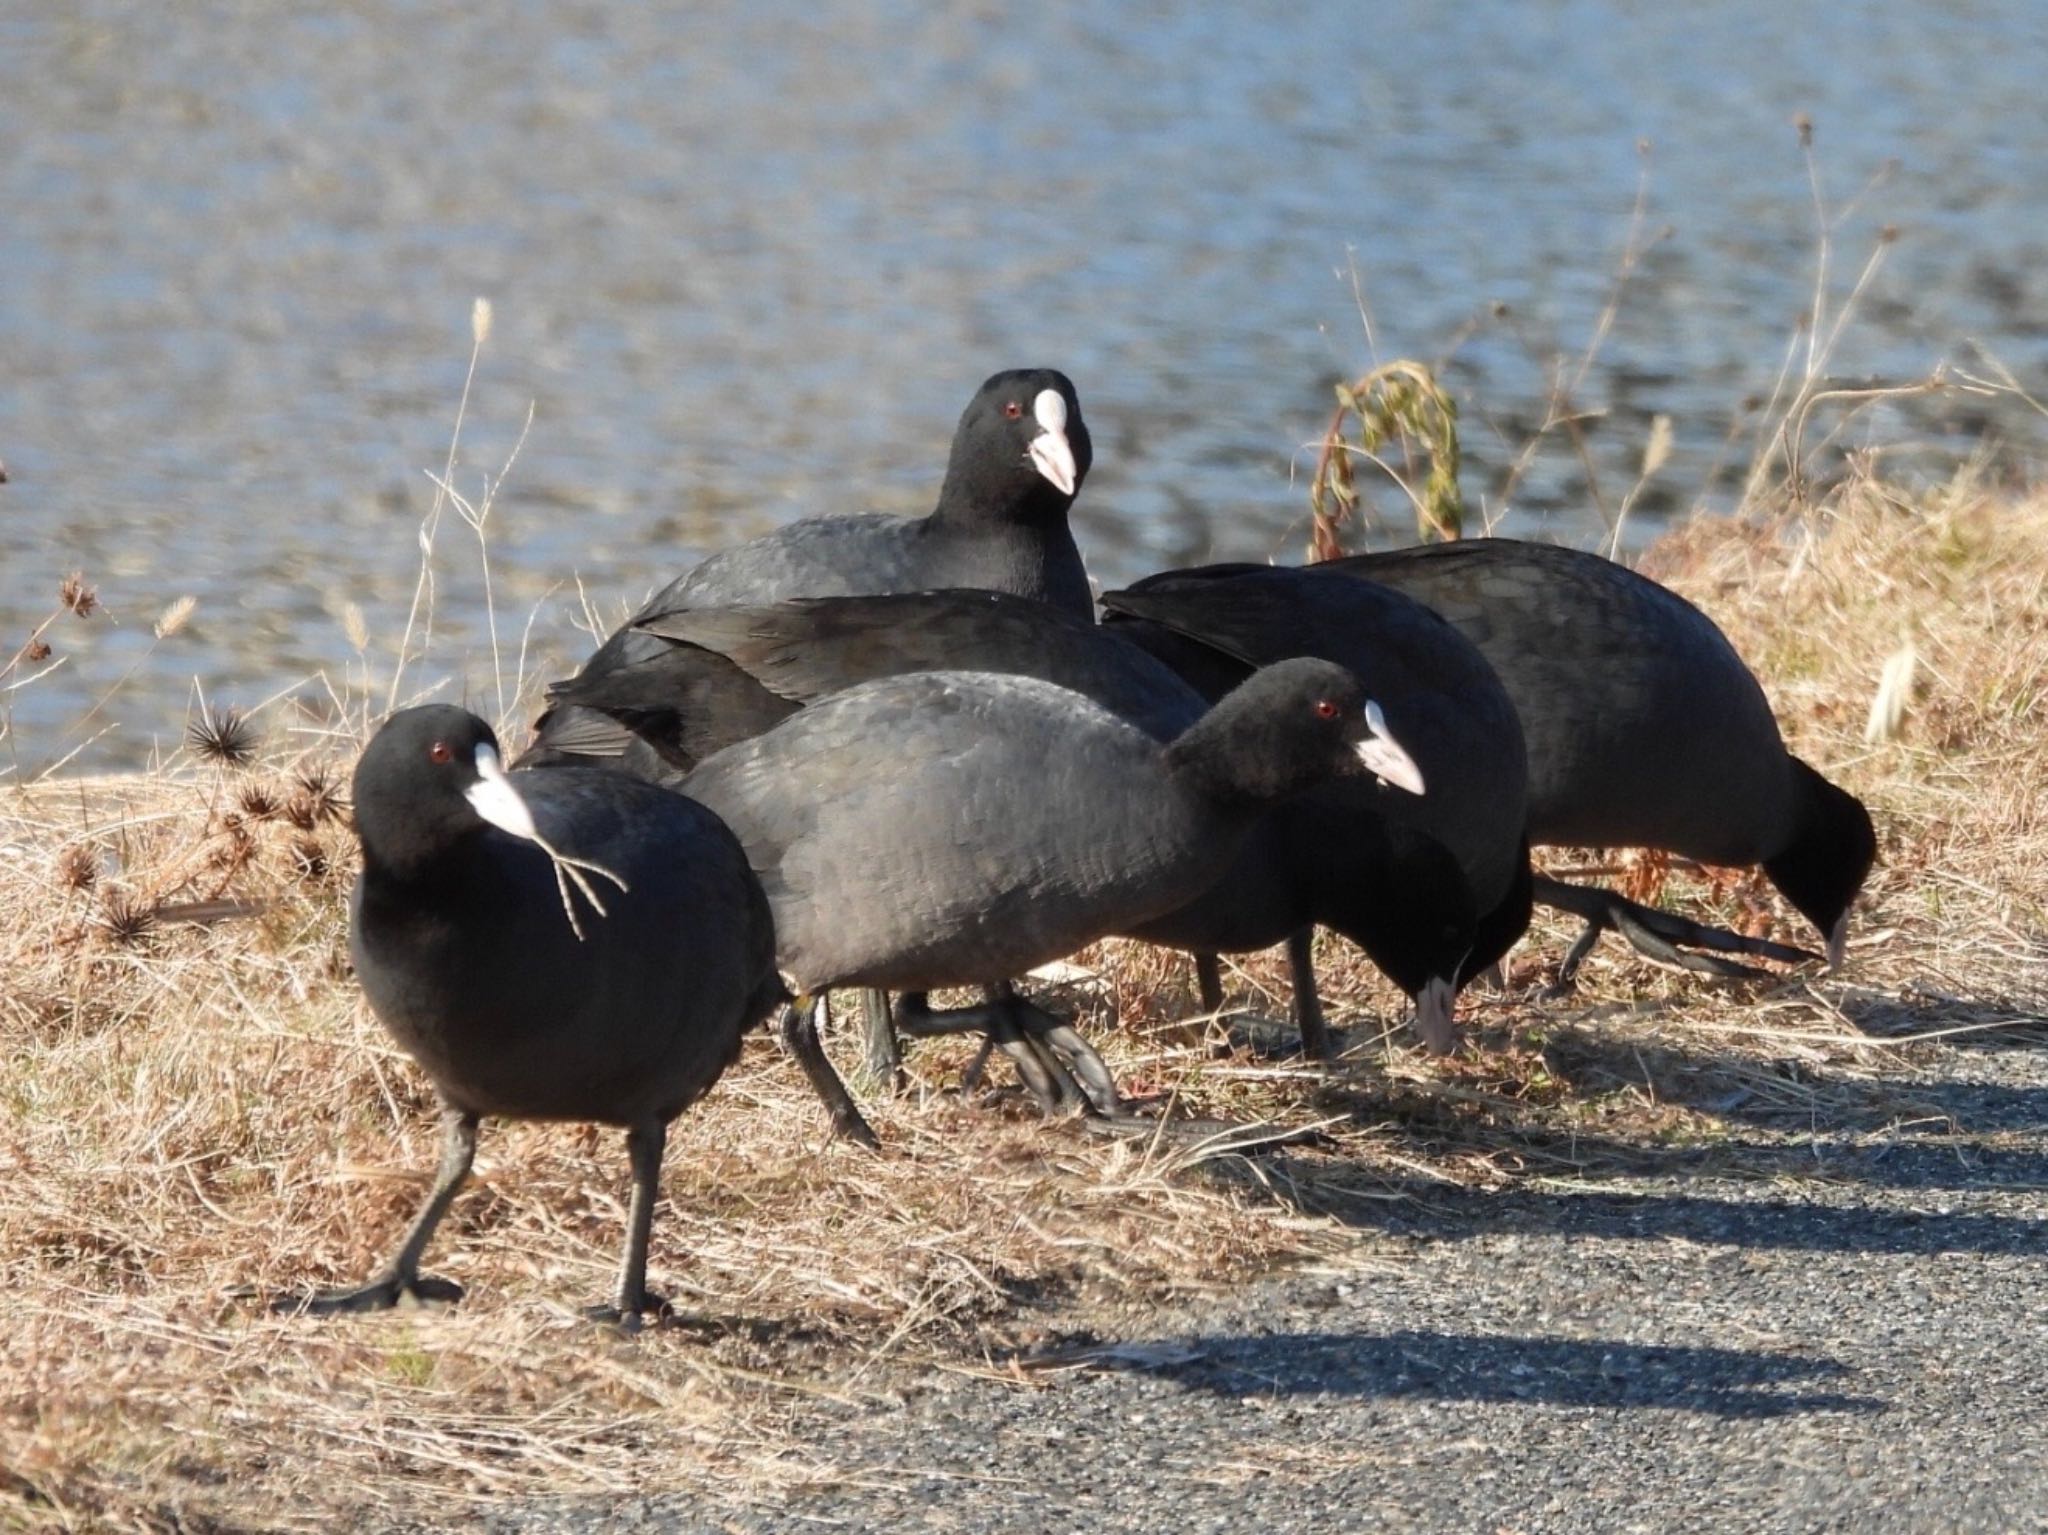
(643, 590, 1202, 742)
(1325, 540, 1795, 861)
(527, 509, 1095, 768)
(681, 671, 1228, 992)
(669, 509, 1089, 615)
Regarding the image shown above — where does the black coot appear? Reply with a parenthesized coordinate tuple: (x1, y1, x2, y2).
(549, 589, 1200, 780)
(528, 369, 1094, 769)
(278, 705, 853, 1330)
(1320, 539, 1875, 977)
(677, 660, 1425, 1098)
(1101, 564, 1529, 1054)
(545, 589, 1207, 1108)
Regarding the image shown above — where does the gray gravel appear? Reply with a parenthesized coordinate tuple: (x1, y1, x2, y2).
(467, 1036, 2047, 1535)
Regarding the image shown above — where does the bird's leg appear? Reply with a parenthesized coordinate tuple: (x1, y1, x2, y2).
(957, 1035, 997, 1094)
(1194, 952, 1225, 1015)
(1533, 875, 1620, 993)
(978, 991, 1073, 1114)
(893, 991, 1013, 1039)
(997, 984, 1124, 1116)
(1608, 899, 1815, 969)
(280, 1107, 477, 1314)
(1608, 906, 1771, 979)
(585, 1119, 670, 1331)
(1534, 875, 1815, 993)
(782, 994, 880, 1149)
(896, 988, 1098, 1117)
(858, 988, 905, 1094)
(1285, 927, 1331, 1060)
(1547, 914, 1609, 994)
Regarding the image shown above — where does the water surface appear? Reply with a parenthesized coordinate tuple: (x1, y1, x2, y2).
(3, 1, 2043, 766)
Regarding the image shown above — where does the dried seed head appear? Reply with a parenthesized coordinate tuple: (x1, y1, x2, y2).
(187, 706, 260, 768)
(342, 602, 369, 653)
(57, 844, 99, 891)
(291, 837, 330, 880)
(472, 296, 494, 347)
(1865, 641, 1919, 744)
(155, 595, 197, 639)
(59, 572, 98, 618)
(236, 783, 282, 821)
(1794, 112, 1814, 149)
(98, 892, 159, 946)
(1640, 414, 1674, 480)
(25, 638, 51, 663)
(293, 765, 345, 825)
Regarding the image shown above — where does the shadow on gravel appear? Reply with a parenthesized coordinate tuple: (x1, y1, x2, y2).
(1297, 1027, 2048, 1196)
(1836, 991, 2048, 1054)
(1528, 1029, 2048, 1145)
(1321, 1120, 2048, 1195)
(1252, 1174, 2048, 1258)
(1072, 1327, 1881, 1418)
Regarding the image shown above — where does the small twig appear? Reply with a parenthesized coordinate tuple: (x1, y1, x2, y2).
(1785, 372, 1953, 504)
(443, 398, 537, 725)
(1570, 139, 1660, 399)
(387, 298, 492, 713)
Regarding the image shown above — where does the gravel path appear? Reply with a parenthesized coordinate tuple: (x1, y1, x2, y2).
(472, 1036, 2047, 1535)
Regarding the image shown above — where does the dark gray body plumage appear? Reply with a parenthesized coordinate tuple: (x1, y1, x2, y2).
(1319, 540, 1794, 862)
(668, 512, 1094, 626)
(1103, 564, 1529, 929)
(351, 768, 779, 1126)
(681, 671, 1288, 994)
(547, 589, 1203, 783)
(564, 515, 1096, 723)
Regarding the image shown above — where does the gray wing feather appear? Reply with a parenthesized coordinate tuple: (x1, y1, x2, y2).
(682, 673, 1219, 991)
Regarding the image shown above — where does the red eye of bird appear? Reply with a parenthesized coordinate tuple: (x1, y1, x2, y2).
(1314, 699, 1339, 720)
(1002, 400, 1023, 419)
(428, 740, 453, 764)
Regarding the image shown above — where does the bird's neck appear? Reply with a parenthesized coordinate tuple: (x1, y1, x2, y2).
(355, 815, 490, 889)
(1163, 706, 1297, 814)
(918, 505, 1093, 620)
(929, 469, 1069, 531)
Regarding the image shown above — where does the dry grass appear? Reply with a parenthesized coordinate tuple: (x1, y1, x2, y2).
(1642, 464, 2048, 1016)
(3, 475, 2046, 1531)
(0, 766, 1326, 1530)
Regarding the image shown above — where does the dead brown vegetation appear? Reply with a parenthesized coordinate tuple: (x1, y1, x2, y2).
(2, 474, 2043, 1530)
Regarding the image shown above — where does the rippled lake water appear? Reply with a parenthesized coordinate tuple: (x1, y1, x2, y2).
(3, 0, 2044, 768)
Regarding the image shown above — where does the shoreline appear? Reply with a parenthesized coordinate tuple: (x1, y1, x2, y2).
(4, 480, 2043, 1530)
